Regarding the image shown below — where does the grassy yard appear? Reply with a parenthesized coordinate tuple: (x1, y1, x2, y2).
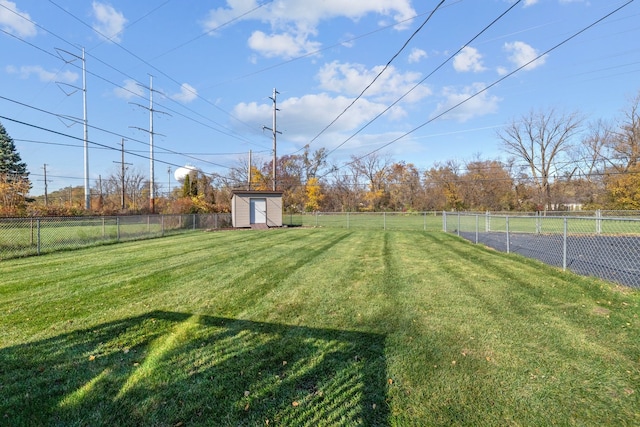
(1, 228, 638, 426)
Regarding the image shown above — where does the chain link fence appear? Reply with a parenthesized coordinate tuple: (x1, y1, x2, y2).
(443, 211, 640, 288)
(0, 213, 232, 260)
(283, 211, 443, 231)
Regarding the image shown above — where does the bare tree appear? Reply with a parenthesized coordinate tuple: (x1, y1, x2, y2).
(498, 108, 584, 210)
(608, 92, 640, 172)
(350, 152, 392, 210)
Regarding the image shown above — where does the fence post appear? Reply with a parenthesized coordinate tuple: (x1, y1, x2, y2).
(442, 211, 447, 232)
(193, 214, 196, 230)
(423, 211, 426, 231)
(506, 216, 510, 254)
(116, 217, 120, 241)
(457, 212, 460, 237)
(102, 217, 106, 239)
(563, 217, 568, 271)
(161, 215, 165, 236)
(485, 211, 490, 232)
(214, 214, 218, 230)
(36, 219, 41, 255)
(596, 209, 602, 234)
(347, 212, 350, 229)
(536, 211, 541, 234)
(383, 212, 386, 230)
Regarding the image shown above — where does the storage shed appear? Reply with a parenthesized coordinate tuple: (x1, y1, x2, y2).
(231, 190, 283, 228)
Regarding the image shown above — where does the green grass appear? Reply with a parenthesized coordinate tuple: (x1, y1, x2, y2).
(1, 229, 639, 426)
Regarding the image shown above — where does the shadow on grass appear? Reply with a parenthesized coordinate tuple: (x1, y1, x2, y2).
(0, 311, 388, 426)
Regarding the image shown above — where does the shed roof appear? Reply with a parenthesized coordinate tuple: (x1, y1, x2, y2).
(231, 190, 284, 197)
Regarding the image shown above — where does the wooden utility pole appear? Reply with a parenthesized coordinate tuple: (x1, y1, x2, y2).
(113, 138, 131, 210)
(42, 164, 48, 206)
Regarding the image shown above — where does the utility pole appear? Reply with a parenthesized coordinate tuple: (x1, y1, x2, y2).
(113, 138, 132, 210)
(130, 75, 169, 213)
(55, 46, 89, 210)
(248, 150, 252, 190)
(167, 166, 172, 196)
(263, 88, 281, 191)
(82, 47, 89, 211)
(42, 164, 49, 206)
(149, 75, 154, 212)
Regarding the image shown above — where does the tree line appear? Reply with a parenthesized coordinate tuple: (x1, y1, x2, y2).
(2, 91, 639, 217)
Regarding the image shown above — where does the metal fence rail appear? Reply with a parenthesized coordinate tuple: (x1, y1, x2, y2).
(444, 212, 640, 288)
(0, 213, 232, 260)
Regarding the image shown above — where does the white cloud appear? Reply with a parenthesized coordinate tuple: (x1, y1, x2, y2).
(504, 41, 547, 70)
(408, 48, 427, 64)
(317, 61, 432, 103)
(6, 65, 78, 83)
(203, 0, 416, 59)
(453, 47, 486, 73)
(233, 92, 404, 145)
(92, 1, 127, 42)
(523, 0, 539, 7)
(0, 0, 37, 37)
(432, 83, 500, 123)
(171, 83, 198, 103)
(114, 79, 144, 100)
(247, 30, 321, 59)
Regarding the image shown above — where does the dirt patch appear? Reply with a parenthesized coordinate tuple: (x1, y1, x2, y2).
(592, 306, 611, 317)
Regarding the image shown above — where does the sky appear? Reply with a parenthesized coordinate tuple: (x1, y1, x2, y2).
(1, 0, 639, 196)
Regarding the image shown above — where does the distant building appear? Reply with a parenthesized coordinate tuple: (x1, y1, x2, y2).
(231, 190, 283, 228)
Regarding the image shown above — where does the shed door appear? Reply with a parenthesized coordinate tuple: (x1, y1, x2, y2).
(250, 198, 267, 224)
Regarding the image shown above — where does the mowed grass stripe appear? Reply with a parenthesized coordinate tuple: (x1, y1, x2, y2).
(0, 229, 638, 426)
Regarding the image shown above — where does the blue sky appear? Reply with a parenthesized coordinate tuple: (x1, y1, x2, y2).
(1, 0, 639, 196)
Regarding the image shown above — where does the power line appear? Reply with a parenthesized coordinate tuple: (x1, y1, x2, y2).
(322, 0, 635, 180)
(42, 1, 260, 134)
(303, 1, 446, 150)
(2, 1, 265, 147)
(199, 1, 465, 91)
(321, 0, 524, 159)
(149, 0, 274, 61)
(0, 95, 237, 170)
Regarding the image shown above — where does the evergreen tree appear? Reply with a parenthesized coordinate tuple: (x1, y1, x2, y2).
(0, 121, 31, 212)
(0, 121, 29, 178)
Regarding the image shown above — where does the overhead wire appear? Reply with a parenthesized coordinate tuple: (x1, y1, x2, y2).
(0, 7, 269, 167)
(2, 0, 270, 150)
(321, 0, 524, 159)
(0, 115, 249, 188)
(149, 0, 274, 61)
(301, 0, 447, 152)
(45, 0, 263, 135)
(320, 0, 636, 181)
(199, 1, 464, 91)
(0, 95, 236, 170)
